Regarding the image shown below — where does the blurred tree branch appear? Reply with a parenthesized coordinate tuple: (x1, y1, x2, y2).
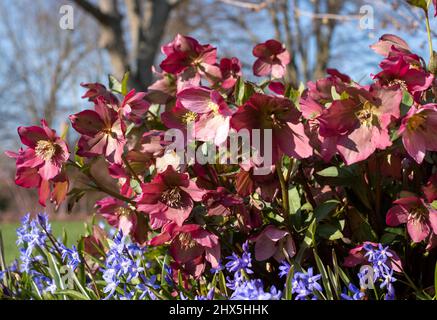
(72, 0, 186, 90)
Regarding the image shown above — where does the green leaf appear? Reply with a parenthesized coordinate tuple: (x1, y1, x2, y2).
(284, 264, 295, 300)
(288, 186, 301, 215)
(218, 271, 228, 297)
(432, 200, 437, 210)
(406, 0, 428, 11)
(315, 166, 357, 186)
(314, 200, 340, 222)
(45, 250, 66, 300)
(317, 220, 344, 241)
(313, 250, 333, 300)
(130, 179, 142, 194)
(121, 72, 130, 95)
(55, 290, 89, 300)
(108, 74, 122, 94)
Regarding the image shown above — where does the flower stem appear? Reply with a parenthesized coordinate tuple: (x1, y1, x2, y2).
(425, 9, 434, 59)
(276, 161, 289, 215)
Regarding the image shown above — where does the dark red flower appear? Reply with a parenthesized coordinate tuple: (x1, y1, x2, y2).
(80, 82, 118, 104)
(317, 85, 402, 164)
(96, 197, 137, 238)
(149, 222, 220, 277)
(423, 174, 437, 203)
(177, 87, 233, 146)
(386, 195, 437, 243)
(251, 225, 296, 262)
(252, 39, 290, 78)
(202, 187, 243, 216)
(159, 34, 219, 80)
(119, 89, 150, 124)
(136, 166, 206, 227)
(14, 119, 69, 181)
(219, 57, 242, 89)
(231, 93, 312, 164)
(69, 97, 126, 164)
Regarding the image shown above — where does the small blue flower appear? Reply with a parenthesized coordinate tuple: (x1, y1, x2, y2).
(291, 268, 323, 300)
(341, 284, 365, 300)
(225, 241, 253, 274)
(230, 279, 281, 300)
(278, 260, 291, 278)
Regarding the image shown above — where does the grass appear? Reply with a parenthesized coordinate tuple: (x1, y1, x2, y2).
(0, 221, 87, 265)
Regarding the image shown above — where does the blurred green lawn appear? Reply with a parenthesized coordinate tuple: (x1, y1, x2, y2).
(0, 221, 86, 265)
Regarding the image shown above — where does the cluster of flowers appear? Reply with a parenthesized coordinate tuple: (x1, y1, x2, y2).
(4, 1, 437, 300)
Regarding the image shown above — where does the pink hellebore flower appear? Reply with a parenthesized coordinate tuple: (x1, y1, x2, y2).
(231, 93, 312, 164)
(69, 97, 126, 164)
(398, 104, 437, 164)
(6, 120, 70, 207)
(318, 85, 402, 165)
(136, 166, 206, 228)
(80, 82, 118, 105)
(159, 34, 219, 80)
(177, 87, 233, 146)
(386, 196, 437, 243)
(149, 223, 220, 277)
(343, 242, 403, 272)
(96, 197, 137, 238)
(423, 174, 437, 203)
(15, 119, 69, 181)
(252, 39, 290, 78)
(370, 34, 411, 57)
(252, 225, 296, 262)
(119, 89, 150, 124)
(202, 187, 243, 216)
(219, 57, 242, 89)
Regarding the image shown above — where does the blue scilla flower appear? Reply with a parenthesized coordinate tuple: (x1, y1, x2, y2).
(163, 263, 173, 285)
(60, 245, 81, 270)
(102, 230, 157, 300)
(278, 260, 291, 278)
(225, 241, 253, 274)
(341, 283, 365, 300)
(195, 288, 215, 300)
(230, 279, 282, 300)
(291, 268, 322, 300)
(137, 274, 159, 300)
(16, 214, 47, 250)
(226, 270, 246, 290)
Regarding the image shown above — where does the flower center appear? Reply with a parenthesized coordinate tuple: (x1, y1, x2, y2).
(356, 101, 376, 127)
(208, 101, 219, 114)
(388, 79, 407, 91)
(407, 114, 426, 132)
(35, 140, 57, 161)
(161, 187, 182, 207)
(409, 205, 428, 222)
(182, 111, 198, 124)
(178, 233, 197, 250)
(115, 207, 132, 217)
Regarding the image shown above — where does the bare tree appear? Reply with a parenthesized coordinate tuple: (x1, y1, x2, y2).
(0, 0, 103, 135)
(72, 0, 187, 90)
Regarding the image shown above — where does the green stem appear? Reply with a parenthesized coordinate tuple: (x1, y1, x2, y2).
(425, 10, 434, 59)
(276, 162, 289, 215)
(67, 160, 136, 205)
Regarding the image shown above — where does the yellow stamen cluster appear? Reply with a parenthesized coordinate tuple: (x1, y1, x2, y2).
(182, 111, 198, 124)
(35, 140, 57, 161)
(161, 187, 182, 207)
(407, 114, 426, 132)
(178, 233, 197, 250)
(356, 101, 377, 127)
(208, 101, 220, 114)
